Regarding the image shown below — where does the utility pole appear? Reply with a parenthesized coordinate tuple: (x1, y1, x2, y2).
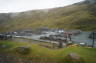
(92, 32, 95, 48)
(68, 34, 72, 41)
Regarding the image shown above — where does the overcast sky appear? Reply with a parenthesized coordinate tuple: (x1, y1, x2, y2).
(0, 0, 84, 13)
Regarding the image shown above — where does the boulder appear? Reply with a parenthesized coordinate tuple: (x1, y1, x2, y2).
(16, 46, 30, 55)
(64, 53, 85, 63)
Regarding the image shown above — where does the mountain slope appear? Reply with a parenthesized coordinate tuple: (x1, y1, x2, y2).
(0, 0, 96, 32)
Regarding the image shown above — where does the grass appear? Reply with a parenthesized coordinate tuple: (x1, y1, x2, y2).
(0, 40, 96, 63)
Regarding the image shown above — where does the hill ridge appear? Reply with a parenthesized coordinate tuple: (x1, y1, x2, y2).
(0, 0, 96, 32)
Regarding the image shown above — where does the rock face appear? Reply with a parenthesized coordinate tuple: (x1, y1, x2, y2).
(64, 53, 85, 63)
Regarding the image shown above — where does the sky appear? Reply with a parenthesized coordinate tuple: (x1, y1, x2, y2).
(0, 0, 84, 13)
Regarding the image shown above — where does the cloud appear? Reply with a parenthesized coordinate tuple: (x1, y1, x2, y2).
(0, 0, 84, 13)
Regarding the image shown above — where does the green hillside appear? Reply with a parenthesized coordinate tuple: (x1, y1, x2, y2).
(0, 0, 96, 32)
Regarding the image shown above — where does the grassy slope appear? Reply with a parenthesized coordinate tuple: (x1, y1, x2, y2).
(0, 41, 96, 63)
(0, 1, 96, 32)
